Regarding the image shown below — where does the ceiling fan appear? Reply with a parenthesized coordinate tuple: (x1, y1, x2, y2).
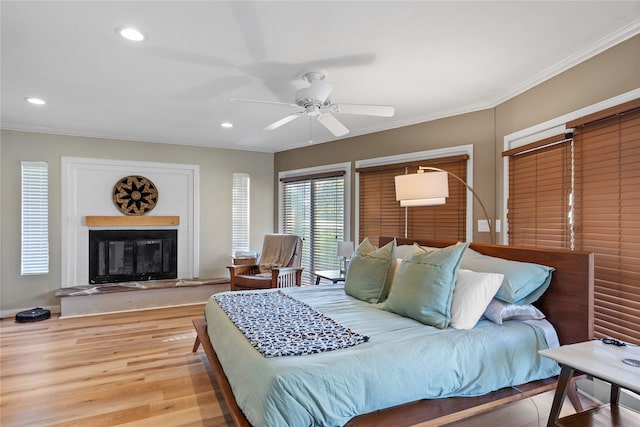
(231, 71, 395, 137)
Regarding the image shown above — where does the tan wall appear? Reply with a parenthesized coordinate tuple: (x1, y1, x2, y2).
(275, 109, 497, 243)
(494, 34, 640, 216)
(275, 34, 640, 245)
(0, 130, 274, 314)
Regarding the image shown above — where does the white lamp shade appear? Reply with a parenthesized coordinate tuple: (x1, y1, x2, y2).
(395, 172, 449, 206)
(400, 197, 447, 207)
(337, 241, 354, 257)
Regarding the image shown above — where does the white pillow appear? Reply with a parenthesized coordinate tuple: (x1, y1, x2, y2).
(482, 298, 545, 325)
(449, 269, 503, 330)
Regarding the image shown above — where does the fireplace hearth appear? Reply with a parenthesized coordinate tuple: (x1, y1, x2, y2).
(89, 229, 177, 284)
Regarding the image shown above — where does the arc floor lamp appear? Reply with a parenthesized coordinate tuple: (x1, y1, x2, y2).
(394, 166, 495, 244)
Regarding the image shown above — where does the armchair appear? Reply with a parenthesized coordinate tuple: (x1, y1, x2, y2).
(228, 234, 303, 291)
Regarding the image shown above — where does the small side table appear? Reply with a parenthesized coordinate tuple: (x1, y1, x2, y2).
(539, 340, 640, 427)
(314, 270, 345, 286)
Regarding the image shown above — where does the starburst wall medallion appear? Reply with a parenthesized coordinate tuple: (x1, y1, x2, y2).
(112, 175, 158, 216)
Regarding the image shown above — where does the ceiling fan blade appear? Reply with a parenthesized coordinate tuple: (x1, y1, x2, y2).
(231, 98, 299, 108)
(317, 113, 349, 137)
(264, 112, 304, 130)
(330, 103, 395, 117)
(308, 80, 334, 103)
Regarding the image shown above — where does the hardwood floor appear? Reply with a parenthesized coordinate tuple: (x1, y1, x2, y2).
(1, 304, 233, 427)
(1, 304, 582, 427)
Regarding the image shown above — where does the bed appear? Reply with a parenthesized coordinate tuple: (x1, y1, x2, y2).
(193, 237, 594, 427)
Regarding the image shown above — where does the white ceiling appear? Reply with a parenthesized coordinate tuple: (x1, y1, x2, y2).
(2, 1, 640, 153)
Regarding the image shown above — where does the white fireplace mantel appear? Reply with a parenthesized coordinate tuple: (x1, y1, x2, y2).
(61, 157, 199, 287)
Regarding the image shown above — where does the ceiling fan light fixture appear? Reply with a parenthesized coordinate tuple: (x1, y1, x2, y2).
(116, 26, 145, 42)
(233, 70, 394, 138)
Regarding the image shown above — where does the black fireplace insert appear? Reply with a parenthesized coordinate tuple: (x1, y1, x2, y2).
(89, 229, 177, 284)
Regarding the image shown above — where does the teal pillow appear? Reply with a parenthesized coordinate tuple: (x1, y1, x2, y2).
(395, 243, 429, 260)
(460, 248, 554, 305)
(385, 242, 469, 328)
(344, 238, 396, 304)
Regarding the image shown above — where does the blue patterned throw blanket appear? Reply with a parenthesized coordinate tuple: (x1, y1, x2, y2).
(214, 291, 369, 357)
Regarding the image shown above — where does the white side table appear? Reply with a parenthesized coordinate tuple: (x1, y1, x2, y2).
(539, 340, 640, 426)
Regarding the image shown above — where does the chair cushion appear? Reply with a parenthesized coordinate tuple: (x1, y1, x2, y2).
(235, 273, 274, 290)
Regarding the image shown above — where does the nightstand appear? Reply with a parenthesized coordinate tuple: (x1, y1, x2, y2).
(314, 270, 345, 286)
(539, 340, 640, 426)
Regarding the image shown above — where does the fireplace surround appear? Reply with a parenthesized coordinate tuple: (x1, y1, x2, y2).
(89, 229, 177, 284)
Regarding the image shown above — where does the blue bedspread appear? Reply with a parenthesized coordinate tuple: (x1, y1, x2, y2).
(204, 285, 560, 427)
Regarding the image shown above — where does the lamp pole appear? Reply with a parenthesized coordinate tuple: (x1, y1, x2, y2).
(417, 166, 495, 244)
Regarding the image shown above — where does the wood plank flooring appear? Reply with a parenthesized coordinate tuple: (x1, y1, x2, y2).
(1, 304, 232, 427)
(1, 304, 582, 427)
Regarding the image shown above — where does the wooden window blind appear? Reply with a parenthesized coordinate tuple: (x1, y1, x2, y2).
(573, 108, 640, 344)
(281, 171, 345, 284)
(505, 134, 573, 250)
(357, 156, 467, 246)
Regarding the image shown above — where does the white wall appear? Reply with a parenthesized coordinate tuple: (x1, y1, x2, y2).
(0, 130, 274, 315)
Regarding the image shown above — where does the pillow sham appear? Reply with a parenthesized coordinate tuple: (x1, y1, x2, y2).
(460, 248, 554, 305)
(391, 243, 430, 288)
(449, 269, 504, 330)
(395, 243, 429, 260)
(344, 238, 396, 304)
(385, 242, 469, 328)
(482, 298, 545, 325)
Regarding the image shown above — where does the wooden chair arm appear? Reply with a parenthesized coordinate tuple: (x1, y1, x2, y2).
(227, 264, 259, 276)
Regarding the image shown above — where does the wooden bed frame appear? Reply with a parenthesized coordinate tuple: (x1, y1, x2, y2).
(193, 237, 594, 427)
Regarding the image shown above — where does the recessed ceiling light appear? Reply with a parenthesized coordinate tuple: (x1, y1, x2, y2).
(26, 97, 46, 105)
(116, 26, 145, 42)
(221, 122, 233, 128)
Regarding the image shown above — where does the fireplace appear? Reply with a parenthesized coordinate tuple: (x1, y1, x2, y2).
(89, 229, 177, 284)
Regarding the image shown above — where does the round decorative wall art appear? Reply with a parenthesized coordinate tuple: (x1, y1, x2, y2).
(112, 175, 158, 216)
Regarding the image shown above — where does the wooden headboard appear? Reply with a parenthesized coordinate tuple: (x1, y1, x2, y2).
(380, 237, 594, 345)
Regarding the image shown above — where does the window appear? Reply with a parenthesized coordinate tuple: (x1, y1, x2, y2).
(505, 98, 640, 345)
(232, 173, 250, 254)
(357, 155, 469, 246)
(572, 106, 640, 345)
(504, 134, 573, 250)
(281, 170, 346, 285)
(21, 161, 49, 275)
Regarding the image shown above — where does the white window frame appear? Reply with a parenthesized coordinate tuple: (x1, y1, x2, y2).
(21, 161, 49, 275)
(278, 162, 351, 238)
